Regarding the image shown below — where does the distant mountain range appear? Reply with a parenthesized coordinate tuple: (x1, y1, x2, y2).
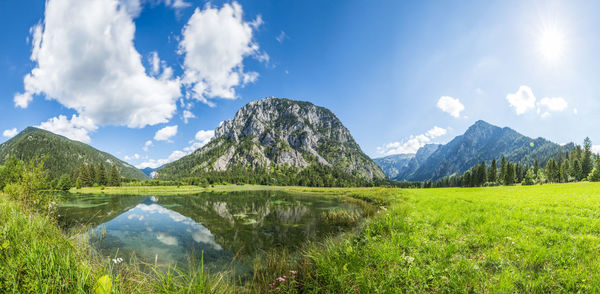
(0, 127, 148, 180)
(141, 166, 163, 178)
(374, 120, 574, 182)
(156, 97, 386, 184)
(2, 115, 574, 186)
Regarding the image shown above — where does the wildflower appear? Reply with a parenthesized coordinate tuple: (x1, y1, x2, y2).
(289, 270, 297, 275)
(112, 257, 123, 264)
(269, 283, 275, 288)
(276, 277, 286, 282)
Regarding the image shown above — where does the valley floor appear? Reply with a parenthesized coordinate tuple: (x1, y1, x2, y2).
(3, 182, 600, 292)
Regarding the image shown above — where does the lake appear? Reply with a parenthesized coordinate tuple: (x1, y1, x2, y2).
(57, 190, 365, 277)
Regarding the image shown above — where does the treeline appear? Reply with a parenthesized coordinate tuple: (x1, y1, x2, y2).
(157, 164, 388, 188)
(432, 138, 599, 188)
(72, 163, 121, 188)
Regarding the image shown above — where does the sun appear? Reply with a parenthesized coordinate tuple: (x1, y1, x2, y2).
(538, 27, 566, 63)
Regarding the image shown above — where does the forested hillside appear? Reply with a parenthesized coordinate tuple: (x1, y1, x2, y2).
(0, 127, 148, 180)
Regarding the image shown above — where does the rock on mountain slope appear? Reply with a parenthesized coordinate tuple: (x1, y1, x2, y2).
(156, 98, 386, 183)
(375, 120, 573, 182)
(373, 153, 414, 180)
(0, 127, 148, 180)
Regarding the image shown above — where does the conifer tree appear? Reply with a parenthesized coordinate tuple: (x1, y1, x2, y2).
(108, 165, 121, 186)
(581, 137, 593, 178)
(96, 163, 107, 186)
(500, 156, 507, 183)
(488, 158, 497, 183)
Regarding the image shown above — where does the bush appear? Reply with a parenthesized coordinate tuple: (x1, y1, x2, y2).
(589, 167, 600, 182)
(3, 158, 53, 213)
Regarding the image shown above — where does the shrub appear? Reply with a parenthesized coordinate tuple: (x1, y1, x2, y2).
(589, 167, 600, 182)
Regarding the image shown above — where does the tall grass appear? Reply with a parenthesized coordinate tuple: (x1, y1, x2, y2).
(0, 194, 96, 292)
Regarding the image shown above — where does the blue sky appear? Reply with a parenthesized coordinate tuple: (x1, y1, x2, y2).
(1, 0, 599, 168)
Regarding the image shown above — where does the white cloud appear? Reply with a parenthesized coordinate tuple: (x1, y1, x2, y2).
(154, 125, 178, 141)
(592, 145, 600, 154)
(3, 128, 18, 138)
(506, 85, 536, 115)
(573, 108, 578, 115)
(164, 0, 190, 9)
(14, 93, 32, 109)
(425, 126, 447, 138)
(377, 126, 447, 156)
(149, 51, 161, 76)
(15, 0, 181, 129)
(123, 153, 141, 161)
(179, 2, 265, 104)
(121, 0, 191, 17)
(139, 129, 214, 168)
(182, 110, 195, 123)
(538, 97, 568, 112)
(195, 129, 214, 142)
(136, 149, 187, 169)
(37, 114, 98, 143)
(143, 140, 153, 152)
(436, 96, 464, 118)
(184, 129, 214, 152)
(506, 86, 569, 118)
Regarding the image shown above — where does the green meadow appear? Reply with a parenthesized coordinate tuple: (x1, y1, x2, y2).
(3, 182, 600, 292)
(297, 182, 600, 293)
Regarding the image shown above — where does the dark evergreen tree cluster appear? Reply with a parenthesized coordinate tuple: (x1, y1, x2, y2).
(433, 138, 598, 187)
(158, 164, 388, 188)
(74, 163, 121, 188)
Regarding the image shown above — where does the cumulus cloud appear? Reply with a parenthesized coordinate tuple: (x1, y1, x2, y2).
(124, 153, 142, 161)
(154, 125, 178, 141)
(143, 140, 153, 152)
(15, 0, 181, 129)
(182, 110, 195, 123)
(3, 128, 18, 138)
(179, 2, 265, 104)
(121, 0, 191, 17)
(506, 86, 537, 115)
(136, 150, 187, 169)
(138, 129, 214, 169)
(37, 114, 98, 143)
(184, 129, 214, 152)
(437, 96, 464, 118)
(507, 86, 569, 118)
(537, 97, 568, 118)
(377, 126, 447, 156)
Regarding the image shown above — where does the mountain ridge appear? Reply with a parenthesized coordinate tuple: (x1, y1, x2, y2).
(0, 127, 148, 180)
(374, 120, 573, 181)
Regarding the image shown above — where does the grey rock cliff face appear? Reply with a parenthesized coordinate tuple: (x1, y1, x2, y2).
(170, 97, 386, 180)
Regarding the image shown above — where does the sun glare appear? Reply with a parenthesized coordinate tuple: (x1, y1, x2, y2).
(538, 27, 566, 63)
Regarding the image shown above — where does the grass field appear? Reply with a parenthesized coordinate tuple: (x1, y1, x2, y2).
(5, 182, 600, 292)
(296, 182, 600, 293)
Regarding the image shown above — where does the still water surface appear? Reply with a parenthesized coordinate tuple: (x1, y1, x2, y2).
(57, 190, 364, 275)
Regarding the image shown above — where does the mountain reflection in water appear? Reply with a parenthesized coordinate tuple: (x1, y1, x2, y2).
(58, 190, 364, 274)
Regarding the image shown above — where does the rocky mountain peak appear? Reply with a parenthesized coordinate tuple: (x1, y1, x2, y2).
(159, 97, 386, 182)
